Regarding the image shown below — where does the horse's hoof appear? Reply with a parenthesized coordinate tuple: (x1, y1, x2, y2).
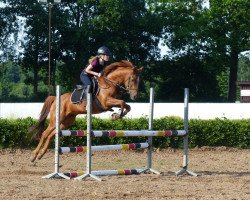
(111, 113, 120, 121)
(30, 156, 36, 163)
(38, 155, 42, 160)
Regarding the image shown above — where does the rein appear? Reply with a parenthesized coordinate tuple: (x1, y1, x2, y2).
(103, 77, 129, 93)
(102, 75, 138, 94)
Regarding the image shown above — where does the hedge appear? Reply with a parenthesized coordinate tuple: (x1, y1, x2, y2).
(0, 117, 249, 149)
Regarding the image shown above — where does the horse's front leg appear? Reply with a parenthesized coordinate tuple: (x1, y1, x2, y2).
(105, 98, 131, 120)
(118, 102, 131, 117)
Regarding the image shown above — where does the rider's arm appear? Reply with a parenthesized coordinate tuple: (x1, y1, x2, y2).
(85, 64, 101, 77)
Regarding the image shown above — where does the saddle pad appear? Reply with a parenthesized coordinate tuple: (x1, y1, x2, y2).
(70, 88, 86, 104)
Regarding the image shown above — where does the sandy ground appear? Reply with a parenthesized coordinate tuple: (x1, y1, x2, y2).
(0, 147, 249, 200)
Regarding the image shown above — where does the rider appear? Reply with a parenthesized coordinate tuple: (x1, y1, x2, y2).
(80, 46, 111, 93)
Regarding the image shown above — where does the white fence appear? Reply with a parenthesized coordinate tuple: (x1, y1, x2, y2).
(0, 102, 250, 119)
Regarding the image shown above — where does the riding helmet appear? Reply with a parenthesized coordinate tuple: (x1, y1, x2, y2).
(97, 46, 111, 56)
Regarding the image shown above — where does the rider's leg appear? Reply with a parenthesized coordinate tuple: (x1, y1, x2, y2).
(80, 72, 92, 93)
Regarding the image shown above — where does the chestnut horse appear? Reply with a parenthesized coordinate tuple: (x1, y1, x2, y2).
(30, 60, 143, 162)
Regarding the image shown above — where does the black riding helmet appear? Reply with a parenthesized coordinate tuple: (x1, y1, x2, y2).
(97, 46, 111, 56)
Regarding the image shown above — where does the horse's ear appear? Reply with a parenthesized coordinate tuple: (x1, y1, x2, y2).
(137, 67, 143, 74)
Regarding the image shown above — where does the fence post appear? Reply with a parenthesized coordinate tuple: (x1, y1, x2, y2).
(75, 86, 102, 181)
(175, 88, 198, 176)
(42, 85, 70, 179)
(144, 87, 160, 174)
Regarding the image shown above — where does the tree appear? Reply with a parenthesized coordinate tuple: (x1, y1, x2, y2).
(145, 0, 224, 101)
(0, 61, 33, 102)
(146, 0, 250, 102)
(208, 0, 250, 102)
(91, 0, 162, 61)
(89, 0, 163, 101)
(0, 2, 19, 62)
(2, 0, 163, 101)
(54, 0, 162, 96)
(238, 54, 250, 81)
(3, 0, 50, 99)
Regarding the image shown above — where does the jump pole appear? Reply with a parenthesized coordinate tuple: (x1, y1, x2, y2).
(141, 87, 160, 174)
(42, 85, 70, 179)
(175, 88, 197, 176)
(75, 89, 102, 181)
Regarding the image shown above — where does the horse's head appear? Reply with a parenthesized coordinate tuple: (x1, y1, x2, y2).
(102, 60, 143, 100)
(124, 65, 143, 100)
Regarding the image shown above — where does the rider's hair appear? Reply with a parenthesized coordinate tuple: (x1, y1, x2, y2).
(88, 56, 99, 64)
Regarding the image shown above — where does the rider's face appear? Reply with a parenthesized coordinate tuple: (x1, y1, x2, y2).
(102, 54, 109, 62)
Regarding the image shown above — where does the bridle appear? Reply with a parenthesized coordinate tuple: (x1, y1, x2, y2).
(102, 74, 139, 94)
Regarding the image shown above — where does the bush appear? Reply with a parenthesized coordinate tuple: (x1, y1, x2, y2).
(0, 117, 37, 148)
(0, 117, 249, 149)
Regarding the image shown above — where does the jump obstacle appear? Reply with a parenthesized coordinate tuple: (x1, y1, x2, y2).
(42, 86, 198, 180)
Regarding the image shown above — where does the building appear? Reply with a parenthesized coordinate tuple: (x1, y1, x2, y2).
(238, 81, 250, 103)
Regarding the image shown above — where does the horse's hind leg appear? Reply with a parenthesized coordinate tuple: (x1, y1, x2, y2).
(31, 125, 55, 162)
(38, 115, 76, 160)
(37, 128, 56, 160)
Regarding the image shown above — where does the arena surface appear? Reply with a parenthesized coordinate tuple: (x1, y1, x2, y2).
(0, 147, 249, 200)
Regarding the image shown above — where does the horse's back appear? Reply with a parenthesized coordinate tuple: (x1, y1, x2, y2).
(60, 92, 88, 115)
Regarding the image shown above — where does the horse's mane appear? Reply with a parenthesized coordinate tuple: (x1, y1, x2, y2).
(103, 60, 134, 76)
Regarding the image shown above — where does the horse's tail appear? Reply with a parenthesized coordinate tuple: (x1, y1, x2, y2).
(29, 96, 56, 139)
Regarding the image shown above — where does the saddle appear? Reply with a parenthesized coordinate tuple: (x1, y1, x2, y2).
(70, 78, 99, 104)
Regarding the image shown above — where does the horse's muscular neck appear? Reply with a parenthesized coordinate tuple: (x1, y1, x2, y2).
(107, 68, 129, 85)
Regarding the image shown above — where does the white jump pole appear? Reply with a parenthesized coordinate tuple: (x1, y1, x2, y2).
(142, 87, 161, 174)
(42, 85, 70, 179)
(175, 88, 198, 176)
(75, 88, 102, 181)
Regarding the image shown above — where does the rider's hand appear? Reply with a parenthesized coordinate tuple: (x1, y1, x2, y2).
(97, 72, 102, 77)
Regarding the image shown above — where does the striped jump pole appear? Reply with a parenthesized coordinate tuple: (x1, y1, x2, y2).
(175, 88, 197, 176)
(61, 129, 186, 137)
(42, 85, 70, 179)
(91, 130, 186, 137)
(64, 169, 145, 178)
(59, 142, 149, 153)
(60, 130, 86, 137)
